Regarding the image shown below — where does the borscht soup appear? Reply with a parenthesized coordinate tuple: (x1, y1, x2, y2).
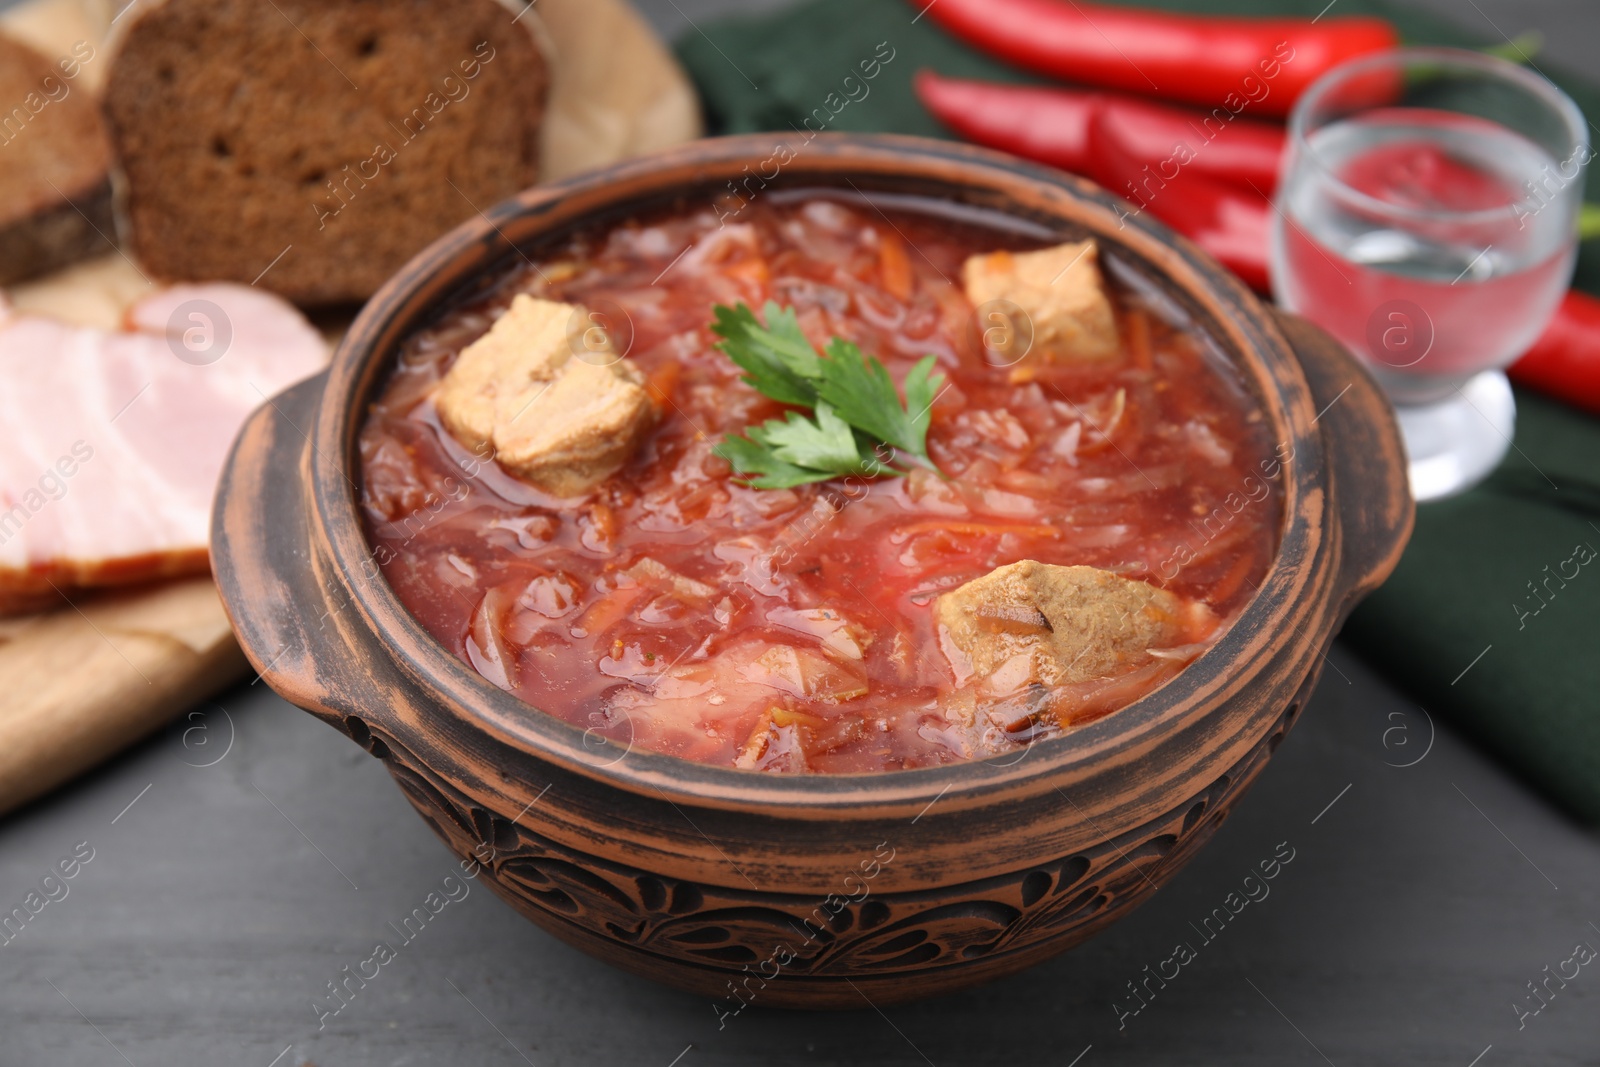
(357, 195, 1282, 774)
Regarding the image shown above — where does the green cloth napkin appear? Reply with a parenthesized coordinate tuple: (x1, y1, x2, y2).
(676, 0, 1600, 823)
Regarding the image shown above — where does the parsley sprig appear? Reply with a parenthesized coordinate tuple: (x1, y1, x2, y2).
(710, 302, 945, 489)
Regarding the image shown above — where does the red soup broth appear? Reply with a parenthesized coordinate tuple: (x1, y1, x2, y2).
(358, 195, 1283, 774)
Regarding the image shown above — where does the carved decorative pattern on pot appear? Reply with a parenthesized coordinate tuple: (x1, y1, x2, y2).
(364, 675, 1307, 981)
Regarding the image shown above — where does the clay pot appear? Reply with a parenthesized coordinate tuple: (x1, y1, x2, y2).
(212, 134, 1411, 1008)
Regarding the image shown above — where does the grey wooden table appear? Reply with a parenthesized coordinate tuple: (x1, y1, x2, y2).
(4, 648, 1596, 1066)
(3, 1, 1597, 1065)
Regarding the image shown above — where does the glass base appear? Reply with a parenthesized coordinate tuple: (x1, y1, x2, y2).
(1396, 370, 1515, 502)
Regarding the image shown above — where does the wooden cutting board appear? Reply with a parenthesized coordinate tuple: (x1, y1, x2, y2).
(0, 0, 703, 817)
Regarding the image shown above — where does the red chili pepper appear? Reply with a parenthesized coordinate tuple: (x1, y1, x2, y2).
(1087, 108, 1273, 292)
(915, 0, 1397, 118)
(1510, 290, 1600, 415)
(919, 63, 1600, 415)
(915, 71, 1094, 175)
(915, 71, 1287, 194)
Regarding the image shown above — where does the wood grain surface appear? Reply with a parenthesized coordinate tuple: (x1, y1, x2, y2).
(0, 578, 247, 814)
(6, 640, 1597, 1065)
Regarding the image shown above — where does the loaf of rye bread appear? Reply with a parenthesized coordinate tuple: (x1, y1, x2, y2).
(0, 32, 114, 286)
(102, 0, 550, 306)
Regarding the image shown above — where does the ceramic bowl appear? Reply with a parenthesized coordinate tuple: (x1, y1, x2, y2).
(212, 133, 1411, 1008)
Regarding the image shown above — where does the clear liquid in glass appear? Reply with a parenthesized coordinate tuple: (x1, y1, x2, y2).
(1273, 108, 1575, 405)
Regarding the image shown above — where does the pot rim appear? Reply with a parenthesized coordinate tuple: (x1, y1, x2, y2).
(307, 132, 1328, 814)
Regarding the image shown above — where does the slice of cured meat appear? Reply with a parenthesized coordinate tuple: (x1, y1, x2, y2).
(0, 282, 326, 613)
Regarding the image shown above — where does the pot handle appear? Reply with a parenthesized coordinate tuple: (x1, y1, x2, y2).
(1270, 309, 1415, 613)
(211, 372, 354, 729)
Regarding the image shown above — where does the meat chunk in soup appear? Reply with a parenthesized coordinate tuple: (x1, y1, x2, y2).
(435, 294, 575, 447)
(962, 239, 1119, 363)
(501, 359, 657, 495)
(934, 561, 1203, 688)
(434, 294, 656, 495)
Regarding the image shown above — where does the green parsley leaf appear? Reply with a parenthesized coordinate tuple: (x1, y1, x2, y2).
(816, 341, 944, 466)
(754, 403, 863, 472)
(712, 433, 823, 489)
(711, 301, 822, 408)
(712, 302, 945, 487)
(715, 404, 899, 489)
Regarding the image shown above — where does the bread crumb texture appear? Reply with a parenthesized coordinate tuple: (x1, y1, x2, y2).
(0, 34, 114, 284)
(102, 0, 548, 305)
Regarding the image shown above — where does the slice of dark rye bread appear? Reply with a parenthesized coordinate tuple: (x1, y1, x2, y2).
(0, 34, 115, 286)
(102, 0, 550, 306)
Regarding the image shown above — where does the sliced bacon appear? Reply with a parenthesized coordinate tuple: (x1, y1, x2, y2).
(0, 283, 326, 614)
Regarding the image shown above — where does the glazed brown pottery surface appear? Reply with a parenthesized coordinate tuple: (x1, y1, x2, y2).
(211, 134, 1412, 1008)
